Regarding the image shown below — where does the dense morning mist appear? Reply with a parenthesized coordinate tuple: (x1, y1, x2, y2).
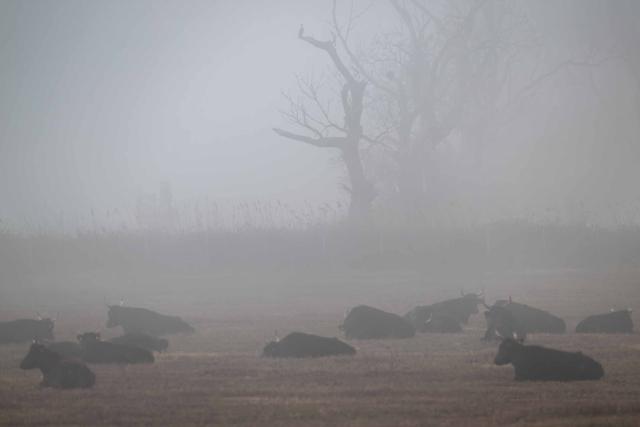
(1, 0, 638, 230)
(1, 1, 640, 426)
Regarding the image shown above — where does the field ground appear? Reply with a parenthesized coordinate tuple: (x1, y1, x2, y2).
(2, 267, 640, 426)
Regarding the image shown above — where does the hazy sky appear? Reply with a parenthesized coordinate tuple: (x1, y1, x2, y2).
(0, 0, 341, 227)
(1, 0, 639, 230)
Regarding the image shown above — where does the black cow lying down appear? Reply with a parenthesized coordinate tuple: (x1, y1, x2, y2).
(262, 332, 356, 358)
(21, 343, 95, 389)
(405, 292, 484, 332)
(107, 305, 194, 336)
(576, 310, 634, 334)
(0, 318, 54, 344)
(341, 305, 415, 339)
(494, 338, 604, 381)
(109, 333, 169, 352)
(491, 299, 566, 334)
(78, 332, 154, 364)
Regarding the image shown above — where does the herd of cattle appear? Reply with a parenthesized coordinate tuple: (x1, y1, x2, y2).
(1, 293, 633, 389)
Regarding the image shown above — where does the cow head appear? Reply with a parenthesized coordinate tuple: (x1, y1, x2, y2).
(494, 338, 523, 365)
(106, 306, 121, 328)
(262, 341, 280, 358)
(461, 292, 485, 314)
(41, 318, 55, 339)
(20, 342, 52, 370)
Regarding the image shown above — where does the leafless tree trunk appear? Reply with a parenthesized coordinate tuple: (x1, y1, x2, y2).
(274, 28, 375, 224)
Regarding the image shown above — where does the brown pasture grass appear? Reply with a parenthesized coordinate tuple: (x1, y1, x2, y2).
(2, 268, 640, 426)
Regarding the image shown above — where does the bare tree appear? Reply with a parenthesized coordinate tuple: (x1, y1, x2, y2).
(331, 0, 533, 221)
(274, 27, 376, 223)
(276, 0, 609, 225)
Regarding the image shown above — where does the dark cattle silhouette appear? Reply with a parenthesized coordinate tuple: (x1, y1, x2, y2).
(78, 332, 154, 364)
(109, 333, 169, 352)
(0, 318, 54, 344)
(491, 299, 565, 334)
(342, 305, 415, 339)
(576, 310, 634, 334)
(20, 343, 95, 389)
(422, 313, 463, 333)
(262, 332, 356, 358)
(405, 292, 483, 332)
(107, 305, 194, 336)
(494, 338, 604, 381)
(46, 341, 83, 359)
(483, 305, 527, 341)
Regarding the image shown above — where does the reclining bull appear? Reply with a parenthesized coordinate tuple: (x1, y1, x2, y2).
(405, 292, 483, 332)
(107, 305, 194, 336)
(0, 318, 54, 344)
(20, 342, 95, 389)
(575, 309, 634, 334)
(262, 332, 356, 358)
(78, 332, 154, 364)
(494, 338, 604, 381)
(485, 298, 567, 339)
(342, 305, 415, 339)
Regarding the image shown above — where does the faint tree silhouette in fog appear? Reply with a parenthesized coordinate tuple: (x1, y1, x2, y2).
(275, 0, 618, 226)
(274, 26, 378, 224)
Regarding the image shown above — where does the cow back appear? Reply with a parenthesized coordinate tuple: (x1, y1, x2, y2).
(576, 310, 634, 333)
(343, 305, 415, 339)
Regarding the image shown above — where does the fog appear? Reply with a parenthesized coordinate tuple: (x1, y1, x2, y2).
(1, 0, 638, 231)
(0, 0, 337, 230)
(2, 3, 640, 424)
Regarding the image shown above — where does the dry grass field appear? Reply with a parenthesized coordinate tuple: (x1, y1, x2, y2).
(2, 266, 640, 426)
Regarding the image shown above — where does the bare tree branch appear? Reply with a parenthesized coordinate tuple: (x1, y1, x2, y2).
(273, 128, 345, 149)
(298, 25, 357, 87)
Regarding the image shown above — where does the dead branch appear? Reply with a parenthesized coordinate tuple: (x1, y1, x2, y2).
(272, 128, 345, 149)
